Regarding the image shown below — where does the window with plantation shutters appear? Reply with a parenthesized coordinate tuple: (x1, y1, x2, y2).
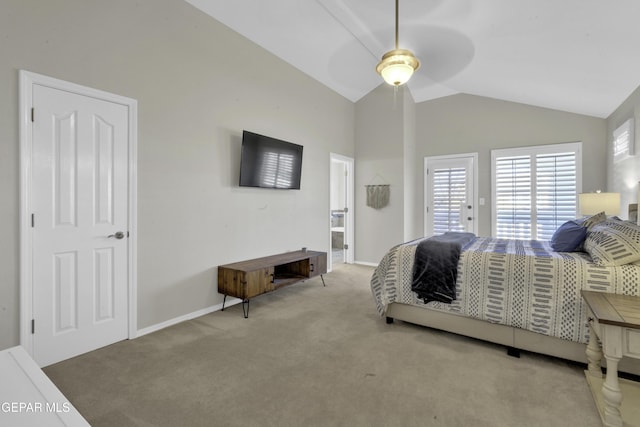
(535, 152, 578, 239)
(492, 142, 582, 240)
(494, 155, 532, 239)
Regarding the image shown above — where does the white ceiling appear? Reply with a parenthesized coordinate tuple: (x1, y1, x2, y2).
(185, 0, 640, 118)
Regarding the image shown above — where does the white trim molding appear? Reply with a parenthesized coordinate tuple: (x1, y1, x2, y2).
(136, 301, 241, 337)
(329, 153, 355, 271)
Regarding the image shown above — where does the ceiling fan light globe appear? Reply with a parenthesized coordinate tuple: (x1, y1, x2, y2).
(376, 49, 420, 86)
(380, 63, 414, 86)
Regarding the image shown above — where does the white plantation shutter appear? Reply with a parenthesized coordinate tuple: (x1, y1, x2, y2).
(494, 156, 531, 239)
(432, 167, 467, 235)
(536, 152, 577, 239)
(492, 143, 581, 240)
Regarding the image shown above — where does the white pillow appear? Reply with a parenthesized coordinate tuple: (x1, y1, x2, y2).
(584, 220, 640, 266)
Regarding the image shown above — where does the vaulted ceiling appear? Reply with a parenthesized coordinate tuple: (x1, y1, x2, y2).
(185, 0, 640, 118)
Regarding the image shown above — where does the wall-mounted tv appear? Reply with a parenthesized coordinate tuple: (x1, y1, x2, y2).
(239, 130, 303, 190)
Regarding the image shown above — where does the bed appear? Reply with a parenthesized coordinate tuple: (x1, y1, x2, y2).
(371, 215, 640, 373)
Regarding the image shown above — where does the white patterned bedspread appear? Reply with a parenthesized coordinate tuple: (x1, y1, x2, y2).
(371, 237, 640, 344)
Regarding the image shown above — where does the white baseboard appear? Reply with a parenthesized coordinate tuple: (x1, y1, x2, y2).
(136, 297, 242, 337)
(136, 262, 376, 338)
(355, 260, 378, 267)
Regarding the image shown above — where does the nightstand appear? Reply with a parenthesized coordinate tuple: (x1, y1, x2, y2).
(582, 290, 640, 427)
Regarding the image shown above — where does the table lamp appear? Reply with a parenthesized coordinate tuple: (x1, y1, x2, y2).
(578, 192, 621, 216)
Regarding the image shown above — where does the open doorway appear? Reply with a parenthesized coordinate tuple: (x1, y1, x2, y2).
(329, 154, 354, 271)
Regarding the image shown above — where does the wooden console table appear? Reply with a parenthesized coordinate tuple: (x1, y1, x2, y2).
(218, 250, 327, 318)
(582, 290, 640, 427)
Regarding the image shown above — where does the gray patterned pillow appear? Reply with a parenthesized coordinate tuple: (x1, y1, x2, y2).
(581, 211, 607, 230)
(584, 220, 640, 266)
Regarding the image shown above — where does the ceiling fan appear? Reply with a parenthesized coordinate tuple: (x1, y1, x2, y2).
(375, 0, 420, 86)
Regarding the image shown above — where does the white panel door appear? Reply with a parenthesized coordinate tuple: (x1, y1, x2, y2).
(31, 84, 130, 366)
(425, 154, 477, 236)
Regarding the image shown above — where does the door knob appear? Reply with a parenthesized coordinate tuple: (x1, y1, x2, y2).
(108, 231, 125, 239)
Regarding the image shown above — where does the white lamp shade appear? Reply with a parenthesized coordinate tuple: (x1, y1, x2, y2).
(578, 192, 620, 216)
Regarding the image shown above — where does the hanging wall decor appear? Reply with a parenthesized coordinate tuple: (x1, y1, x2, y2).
(366, 184, 390, 209)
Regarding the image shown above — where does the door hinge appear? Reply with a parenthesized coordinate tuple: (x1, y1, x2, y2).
(343, 244, 349, 250)
(31, 213, 35, 227)
(343, 207, 348, 213)
(31, 108, 34, 122)
(31, 319, 35, 334)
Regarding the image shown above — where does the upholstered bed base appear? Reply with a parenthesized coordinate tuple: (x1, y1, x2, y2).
(385, 302, 640, 376)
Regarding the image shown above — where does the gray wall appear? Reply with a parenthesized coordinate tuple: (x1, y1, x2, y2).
(606, 84, 640, 215)
(354, 85, 408, 264)
(402, 89, 420, 242)
(354, 92, 608, 264)
(353, 92, 608, 264)
(414, 94, 608, 238)
(0, 0, 355, 349)
(1, 0, 631, 350)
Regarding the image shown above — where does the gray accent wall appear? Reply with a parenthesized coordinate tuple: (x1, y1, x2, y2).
(354, 85, 413, 265)
(403, 88, 420, 242)
(0, 0, 355, 350)
(414, 94, 608, 238)
(355, 92, 608, 264)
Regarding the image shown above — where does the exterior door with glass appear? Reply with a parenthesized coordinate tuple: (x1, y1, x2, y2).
(424, 154, 477, 236)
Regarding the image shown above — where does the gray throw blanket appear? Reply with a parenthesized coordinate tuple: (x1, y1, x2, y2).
(411, 232, 476, 304)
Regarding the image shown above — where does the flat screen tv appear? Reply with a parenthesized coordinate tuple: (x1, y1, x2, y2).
(239, 130, 303, 189)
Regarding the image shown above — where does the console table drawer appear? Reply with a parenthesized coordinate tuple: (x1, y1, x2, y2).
(218, 267, 274, 299)
(219, 250, 327, 318)
(625, 328, 640, 358)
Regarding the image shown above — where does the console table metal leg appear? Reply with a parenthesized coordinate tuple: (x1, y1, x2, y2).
(320, 275, 325, 287)
(221, 295, 227, 311)
(242, 299, 250, 318)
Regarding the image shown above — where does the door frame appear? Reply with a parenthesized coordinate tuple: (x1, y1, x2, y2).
(424, 152, 479, 237)
(329, 153, 354, 271)
(19, 70, 138, 356)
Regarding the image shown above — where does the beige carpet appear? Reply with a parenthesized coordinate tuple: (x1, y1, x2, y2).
(44, 263, 602, 427)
